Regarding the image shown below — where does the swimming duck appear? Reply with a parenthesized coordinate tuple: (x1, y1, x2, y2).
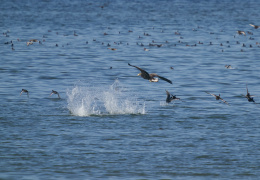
(27, 42, 33, 46)
(108, 48, 117, 51)
(244, 84, 255, 103)
(237, 31, 246, 36)
(225, 65, 233, 69)
(249, 24, 259, 29)
(29, 39, 38, 42)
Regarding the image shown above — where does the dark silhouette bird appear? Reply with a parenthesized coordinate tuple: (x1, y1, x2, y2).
(128, 63, 172, 84)
(205, 92, 229, 105)
(243, 84, 255, 103)
(20, 89, 29, 98)
(165, 90, 180, 103)
(50, 90, 60, 99)
(249, 24, 259, 29)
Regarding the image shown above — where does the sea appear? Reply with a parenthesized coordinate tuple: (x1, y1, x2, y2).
(1, 0, 260, 179)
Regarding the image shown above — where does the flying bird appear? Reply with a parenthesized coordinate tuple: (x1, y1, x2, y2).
(50, 90, 61, 99)
(205, 92, 229, 105)
(243, 84, 255, 103)
(225, 65, 233, 69)
(165, 90, 180, 103)
(20, 89, 29, 98)
(128, 63, 172, 84)
(249, 24, 259, 29)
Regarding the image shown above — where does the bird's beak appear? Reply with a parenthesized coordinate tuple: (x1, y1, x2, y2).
(137, 73, 141, 76)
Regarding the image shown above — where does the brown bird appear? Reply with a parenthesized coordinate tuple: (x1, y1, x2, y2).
(108, 48, 117, 51)
(20, 89, 29, 98)
(166, 90, 180, 103)
(249, 24, 259, 29)
(205, 92, 229, 105)
(128, 63, 172, 84)
(237, 30, 246, 36)
(29, 39, 38, 42)
(50, 90, 60, 99)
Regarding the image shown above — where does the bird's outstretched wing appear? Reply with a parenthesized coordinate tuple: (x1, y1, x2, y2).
(219, 97, 229, 105)
(150, 73, 172, 84)
(246, 84, 249, 94)
(20, 89, 29, 98)
(205, 91, 217, 97)
(165, 90, 170, 96)
(128, 63, 150, 79)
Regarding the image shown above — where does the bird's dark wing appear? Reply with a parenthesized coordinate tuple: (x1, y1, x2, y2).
(128, 63, 150, 79)
(165, 90, 172, 103)
(246, 84, 249, 94)
(165, 90, 170, 96)
(150, 73, 172, 84)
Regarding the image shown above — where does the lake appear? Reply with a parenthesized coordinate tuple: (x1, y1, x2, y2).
(1, 0, 260, 179)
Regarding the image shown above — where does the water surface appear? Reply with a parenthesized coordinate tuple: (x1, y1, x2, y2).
(1, 0, 260, 179)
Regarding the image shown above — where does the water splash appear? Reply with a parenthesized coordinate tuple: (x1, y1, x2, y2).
(67, 79, 145, 116)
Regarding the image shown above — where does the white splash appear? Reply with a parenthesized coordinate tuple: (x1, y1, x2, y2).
(67, 79, 146, 116)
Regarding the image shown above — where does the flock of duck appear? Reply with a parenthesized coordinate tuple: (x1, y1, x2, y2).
(127, 63, 257, 105)
(19, 61, 257, 105)
(3, 23, 259, 106)
(18, 60, 258, 106)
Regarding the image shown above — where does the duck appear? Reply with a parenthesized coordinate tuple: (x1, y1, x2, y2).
(237, 31, 246, 36)
(205, 92, 229, 105)
(108, 48, 117, 51)
(249, 24, 259, 29)
(225, 65, 233, 69)
(165, 90, 180, 103)
(50, 90, 60, 99)
(20, 89, 29, 98)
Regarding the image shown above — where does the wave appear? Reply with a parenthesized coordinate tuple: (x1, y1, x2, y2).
(67, 79, 146, 116)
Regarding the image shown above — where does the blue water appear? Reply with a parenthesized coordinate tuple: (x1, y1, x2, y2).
(1, 0, 260, 179)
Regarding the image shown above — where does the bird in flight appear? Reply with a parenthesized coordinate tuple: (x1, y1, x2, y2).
(205, 92, 229, 105)
(20, 89, 29, 98)
(165, 90, 180, 103)
(242, 84, 255, 103)
(50, 90, 61, 99)
(128, 63, 172, 84)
